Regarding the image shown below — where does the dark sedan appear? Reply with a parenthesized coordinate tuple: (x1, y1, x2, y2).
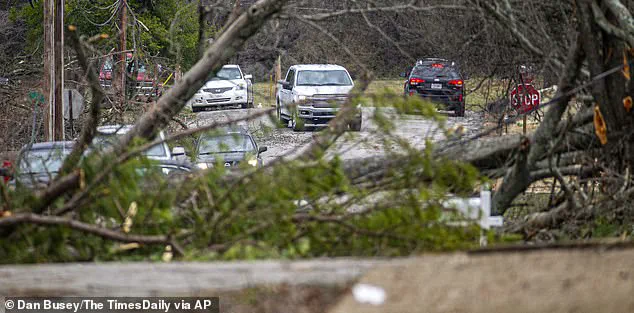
(194, 128, 267, 170)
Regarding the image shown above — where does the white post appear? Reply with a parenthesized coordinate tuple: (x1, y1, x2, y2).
(479, 188, 492, 247)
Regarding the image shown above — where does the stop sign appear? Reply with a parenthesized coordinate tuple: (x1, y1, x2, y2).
(510, 84, 540, 114)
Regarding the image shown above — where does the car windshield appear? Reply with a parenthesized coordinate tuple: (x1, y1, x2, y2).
(296, 70, 352, 86)
(102, 59, 146, 73)
(210, 68, 242, 80)
(412, 65, 460, 79)
(19, 148, 70, 174)
(199, 134, 255, 154)
(127, 61, 147, 73)
(102, 59, 113, 71)
(92, 135, 168, 157)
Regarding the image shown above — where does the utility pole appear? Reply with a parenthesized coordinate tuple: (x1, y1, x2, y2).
(114, 0, 128, 114)
(43, 0, 64, 141)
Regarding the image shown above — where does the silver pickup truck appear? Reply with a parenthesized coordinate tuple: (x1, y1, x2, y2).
(276, 64, 361, 131)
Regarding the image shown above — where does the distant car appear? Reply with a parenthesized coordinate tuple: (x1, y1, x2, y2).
(98, 52, 165, 101)
(194, 127, 267, 169)
(276, 64, 361, 131)
(136, 158, 194, 188)
(93, 125, 173, 161)
(12, 141, 74, 188)
(402, 58, 466, 117)
(139, 159, 194, 176)
(189, 65, 254, 112)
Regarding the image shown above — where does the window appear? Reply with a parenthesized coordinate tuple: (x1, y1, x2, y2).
(285, 69, 296, 84)
(198, 134, 256, 155)
(144, 143, 169, 157)
(19, 148, 70, 174)
(296, 70, 353, 86)
(91, 135, 168, 158)
(209, 68, 242, 80)
(411, 65, 460, 79)
(102, 59, 113, 71)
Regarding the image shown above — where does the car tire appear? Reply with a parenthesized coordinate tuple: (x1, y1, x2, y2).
(277, 99, 287, 123)
(292, 115, 304, 132)
(455, 103, 465, 117)
(241, 102, 249, 109)
(349, 119, 362, 132)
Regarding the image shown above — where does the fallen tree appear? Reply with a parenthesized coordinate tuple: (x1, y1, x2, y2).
(3, 0, 634, 262)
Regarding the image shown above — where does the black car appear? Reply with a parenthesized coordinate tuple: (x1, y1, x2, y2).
(402, 58, 465, 117)
(194, 127, 267, 169)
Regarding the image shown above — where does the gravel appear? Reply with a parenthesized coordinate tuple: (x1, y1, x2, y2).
(193, 107, 484, 165)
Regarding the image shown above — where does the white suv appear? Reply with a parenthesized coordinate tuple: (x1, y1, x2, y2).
(276, 64, 361, 131)
(189, 65, 254, 112)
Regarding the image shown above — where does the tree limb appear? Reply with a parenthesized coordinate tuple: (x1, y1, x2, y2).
(0, 213, 169, 245)
(492, 32, 585, 214)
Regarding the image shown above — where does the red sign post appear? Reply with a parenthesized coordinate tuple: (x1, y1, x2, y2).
(1, 160, 11, 184)
(510, 84, 540, 114)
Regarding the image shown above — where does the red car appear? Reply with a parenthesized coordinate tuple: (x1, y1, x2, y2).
(99, 52, 164, 101)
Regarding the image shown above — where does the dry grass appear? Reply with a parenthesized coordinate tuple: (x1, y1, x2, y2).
(253, 78, 518, 110)
(220, 284, 347, 313)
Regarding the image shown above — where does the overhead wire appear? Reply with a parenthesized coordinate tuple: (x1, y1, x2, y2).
(79, 0, 122, 27)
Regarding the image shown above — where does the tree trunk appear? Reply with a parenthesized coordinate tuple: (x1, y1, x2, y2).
(579, 0, 634, 191)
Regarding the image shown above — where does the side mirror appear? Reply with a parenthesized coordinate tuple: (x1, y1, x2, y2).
(258, 146, 268, 154)
(278, 80, 292, 90)
(244, 74, 253, 80)
(399, 72, 408, 78)
(171, 146, 186, 157)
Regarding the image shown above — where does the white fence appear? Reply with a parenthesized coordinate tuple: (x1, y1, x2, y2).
(443, 189, 504, 246)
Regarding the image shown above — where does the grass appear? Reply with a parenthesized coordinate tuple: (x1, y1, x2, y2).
(253, 82, 278, 107)
(253, 78, 510, 110)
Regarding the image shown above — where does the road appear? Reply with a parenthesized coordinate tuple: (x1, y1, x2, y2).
(192, 107, 483, 164)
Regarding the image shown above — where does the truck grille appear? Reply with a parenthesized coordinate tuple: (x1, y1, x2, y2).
(309, 94, 348, 108)
(312, 111, 337, 117)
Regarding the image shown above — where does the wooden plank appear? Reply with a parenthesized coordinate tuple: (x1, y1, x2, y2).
(0, 258, 410, 296)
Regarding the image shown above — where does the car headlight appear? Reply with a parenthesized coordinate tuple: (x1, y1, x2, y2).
(235, 84, 245, 90)
(247, 158, 258, 167)
(295, 95, 307, 103)
(196, 163, 209, 170)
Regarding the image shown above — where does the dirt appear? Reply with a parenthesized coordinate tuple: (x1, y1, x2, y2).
(219, 284, 348, 313)
(193, 108, 484, 164)
(329, 247, 634, 313)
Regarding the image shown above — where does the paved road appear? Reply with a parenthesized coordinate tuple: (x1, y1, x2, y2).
(192, 107, 483, 164)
